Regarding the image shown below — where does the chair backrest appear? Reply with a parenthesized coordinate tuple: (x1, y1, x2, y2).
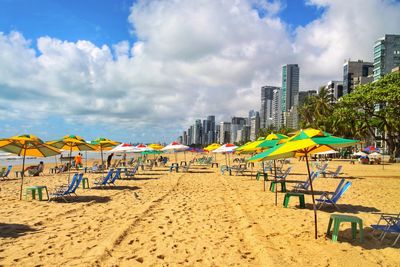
(4, 165, 12, 177)
(332, 181, 351, 203)
(109, 168, 121, 183)
(303, 171, 318, 189)
(320, 163, 328, 171)
(333, 178, 346, 196)
(70, 173, 84, 193)
(65, 173, 79, 193)
(333, 165, 342, 176)
(282, 167, 292, 179)
(101, 169, 114, 185)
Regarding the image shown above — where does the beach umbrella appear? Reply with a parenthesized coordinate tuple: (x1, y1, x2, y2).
(248, 128, 358, 239)
(161, 141, 189, 163)
(110, 143, 135, 153)
(236, 137, 266, 154)
(212, 143, 237, 166)
(204, 143, 221, 152)
(148, 143, 164, 150)
(0, 134, 60, 200)
(47, 135, 96, 182)
(91, 137, 120, 167)
(353, 151, 367, 157)
(363, 146, 380, 153)
(369, 152, 382, 158)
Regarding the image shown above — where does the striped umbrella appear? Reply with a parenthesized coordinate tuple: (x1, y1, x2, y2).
(91, 137, 120, 168)
(0, 134, 60, 200)
(47, 135, 96, 181)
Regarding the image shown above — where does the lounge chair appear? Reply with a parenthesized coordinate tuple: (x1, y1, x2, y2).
(68, 173, 84, 195)
(316, 180, 351, 210)
(325, 165, 343, 178)
(230, 164, 247, 176)
(293, 171, 318, 191)
(371, 213, 400, 246)
(276, 167, 292, 180)
(0, 165, 12, 180)
(108, 168, 121, 186)
(316, 163, 328, 177)
(124, 165, 138, 179)
(49, 173, 79, 202)
(93, 169, 114, 188)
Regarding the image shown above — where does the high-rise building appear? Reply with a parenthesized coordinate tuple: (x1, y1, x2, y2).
(193, 120, 202, 145)
(260, 86, 280, 129)
(219, 122, 231, 144)
(343, 60, 373, 95)
(230, 117, 246, 143)
(323, 81, 343, 103)
(298, 90, 317, 107)
(373, 34, 400, 81)
(207, 115, 216, 144)
(215, 124, 221, 144)
(281, 64, 300, 113)
(272, 88, 282, 129)
(250, 112, 260, 141)
(188, 126, 194, 145)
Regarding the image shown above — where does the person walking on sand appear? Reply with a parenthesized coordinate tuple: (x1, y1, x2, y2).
(107, 153, 114, 169)
(74, 153, 82, 169)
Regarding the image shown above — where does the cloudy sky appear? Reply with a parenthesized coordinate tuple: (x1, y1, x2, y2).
(0, 0, 399, 143)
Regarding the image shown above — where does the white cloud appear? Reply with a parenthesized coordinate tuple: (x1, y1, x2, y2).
(0, 0, 399, 141)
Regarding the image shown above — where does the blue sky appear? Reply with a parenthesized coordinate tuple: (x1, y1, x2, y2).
(0, 0, 399, 143)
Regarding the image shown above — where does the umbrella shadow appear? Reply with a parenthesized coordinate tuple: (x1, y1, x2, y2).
(135, 173, 162, 176)
(52, 196, 112, 203)
(325, 227, 398, 249)
(187, 170, 215, 173)
(94, 185, 141, 191)
(303, 203, 380, 214)
(0, 223, 37, 238)
(124, 177, 159, 181)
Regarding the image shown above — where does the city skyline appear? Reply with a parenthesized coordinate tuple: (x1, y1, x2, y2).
(1, 0, 400, 143)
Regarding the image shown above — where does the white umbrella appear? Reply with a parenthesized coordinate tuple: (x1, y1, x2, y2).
(161, 142, 189, 163)
(212, 143, 237, 166)
(369, 152, 382, 158)
(314, 150, 339, 155)
(110, 143, 136, 153)
(134, 144, 154, 152)
(353, 151, 367, 157)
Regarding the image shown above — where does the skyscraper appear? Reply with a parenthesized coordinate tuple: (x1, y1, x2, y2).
(373, 34, 400, 81)
(343, 60, 373, 95)
(207, 115, 216, 144)
(219, 122, 231, 144)
(250, 112, 260, 141)
(272, 88, 281, 129)
(281, 64, 299, 113)
(324, 81, 343, 103)
(193, 119, 202, 145)
(230, 117, 246, 143)
(260, 86, 280, 129)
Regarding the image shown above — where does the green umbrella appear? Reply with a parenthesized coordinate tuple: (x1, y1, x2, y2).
(249, 128, 358, 239)
(91, 137, 120, 168)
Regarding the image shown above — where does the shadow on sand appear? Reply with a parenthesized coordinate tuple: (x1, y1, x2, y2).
(52, 195, 112, 203)
(0, 223, 37, 238)
(303, 203, 380, 214)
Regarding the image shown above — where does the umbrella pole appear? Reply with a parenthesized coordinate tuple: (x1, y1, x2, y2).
(19, 148, 27, 200)
(68, 146, 72, 183)
(262, 161, 265, 191)
(305, 154, 318, 239)
(101, 146, 104, 169)
(85, 150, 88, 169)
(274, 160, 277, 206)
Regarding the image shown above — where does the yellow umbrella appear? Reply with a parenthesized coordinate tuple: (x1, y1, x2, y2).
(91, 137, 120, 167)
(204, 143, 221, 151)
(0, 134, 60, 200)
(47, 135, 96, 181)
(148, 143, 164, 150)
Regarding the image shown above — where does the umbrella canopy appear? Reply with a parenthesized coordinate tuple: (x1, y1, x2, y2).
(134, 144, 154, 152)
(363, 146, 380, 153)
(257, 133, 289, 149)
(236, 138, 266, 153)
(369, 152, 382, 158)
(91, 137, 120, 167)
(0, 134, 60, 200)
(148, 143, 164, 150)
(141, 150, 163, 155)
(161, 141, 189, 152)
(204, 143, 221, 152)
(248, 128, 358, 239)
(314, 149, 339, 155)
(212, 143, 237, 153)
(110, 143, 135, 153)
(353, 151, 367, 157)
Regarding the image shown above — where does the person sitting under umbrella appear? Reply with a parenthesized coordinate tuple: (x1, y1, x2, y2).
(24, 161, 44, 176)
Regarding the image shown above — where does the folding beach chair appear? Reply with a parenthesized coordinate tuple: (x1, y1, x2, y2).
(93, 168, 114, 188)
(276, 167, 292, 180)
(316, 180, 351, 210)
(0, 165, 12, 180)
(325, 165, 343, 178)
(293, 171, 318, 191)
(371, 213, 400, 246)
(49, 173, 79, 202)
(68, 173, 84, 196)
(108, 168, 121, 186)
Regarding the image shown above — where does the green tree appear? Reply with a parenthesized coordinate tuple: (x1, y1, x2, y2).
(332, 72, 400, 161)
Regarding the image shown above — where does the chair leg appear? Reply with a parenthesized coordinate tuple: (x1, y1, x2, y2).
(393, 234, 400, 246)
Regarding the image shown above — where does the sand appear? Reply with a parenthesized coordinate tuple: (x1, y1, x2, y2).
(0, 154, 399, 266)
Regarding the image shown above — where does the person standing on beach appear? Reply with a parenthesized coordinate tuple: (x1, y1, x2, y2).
(74, 153, 82, 169)
(107, 153, 114, 169)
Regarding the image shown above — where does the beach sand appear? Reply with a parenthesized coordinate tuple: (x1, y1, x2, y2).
(0, 154, 399, 266)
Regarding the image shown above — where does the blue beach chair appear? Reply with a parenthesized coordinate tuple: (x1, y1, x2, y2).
(0, 165, 12, 180)
(93, 168, 114, 188)
(69, 173, 84, 195)
(49, 173, 79, 202)
(108, 168, 121, 186)
(293, 171, 318, 191)
(316, 180, 351, 210)
(371, 213, 400, 246)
